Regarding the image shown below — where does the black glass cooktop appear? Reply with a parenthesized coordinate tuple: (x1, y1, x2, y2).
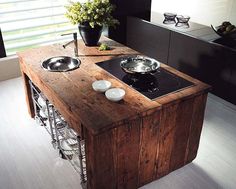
(96, 56, 194, 100)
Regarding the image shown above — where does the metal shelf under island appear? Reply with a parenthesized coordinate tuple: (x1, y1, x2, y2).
(28, 80, 87, 188)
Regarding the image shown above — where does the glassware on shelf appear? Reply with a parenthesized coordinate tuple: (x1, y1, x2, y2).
(163, 12, 177, 24)
(175, 15, 190, 28)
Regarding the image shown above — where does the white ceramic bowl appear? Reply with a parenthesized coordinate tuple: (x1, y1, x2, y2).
(60, 139, 73, 151)
(105, 88, 125, 102)
(92, 80, 111, 92)
(39, 109, 47, 118)
(37, 95, 46, 107)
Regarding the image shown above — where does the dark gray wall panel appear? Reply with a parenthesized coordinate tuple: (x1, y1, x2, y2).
(168, 32, 235, 104)
(109, 0, 151, 44)
(127, 17, 170, 63)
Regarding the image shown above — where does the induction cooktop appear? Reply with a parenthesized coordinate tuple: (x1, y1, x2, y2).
(96, 56, 194, 100)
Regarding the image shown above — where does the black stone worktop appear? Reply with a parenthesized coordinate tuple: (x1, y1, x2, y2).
(151, 12, 236, 52)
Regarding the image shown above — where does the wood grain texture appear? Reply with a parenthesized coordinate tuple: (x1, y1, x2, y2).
(21, 72, 34, 118)
(1, 78, 236, 189)
(18, 36, 211, 189)
(156, 103, 178, 178)
(85, 93, 208, 189)
(169, 98, 195, 171)
(116, 118, 141, 189)
(156, 93, 208, 180)
(184, 93, 208, 163)
(138, 111, 160, 186)
(18, 36, 210, 135)
(85, 129, 116, 189)
(18, 37, 160, 135)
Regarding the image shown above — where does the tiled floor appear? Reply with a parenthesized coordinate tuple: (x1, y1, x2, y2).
(0, 77, 236, 189)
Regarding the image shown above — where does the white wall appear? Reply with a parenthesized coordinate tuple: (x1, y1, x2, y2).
(151, 0, 236, 26)
(0, 56, 21, 81)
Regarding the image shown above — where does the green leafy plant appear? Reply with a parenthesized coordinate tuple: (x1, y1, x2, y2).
(65, 0, 119, 28)
(99, 43, 110, 51)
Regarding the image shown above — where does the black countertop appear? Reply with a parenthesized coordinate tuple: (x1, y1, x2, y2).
(96, 56, 194, 100)
(150, 12, 236, 52)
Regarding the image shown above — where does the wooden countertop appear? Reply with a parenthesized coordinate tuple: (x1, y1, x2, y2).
(18, 36, 210, 135)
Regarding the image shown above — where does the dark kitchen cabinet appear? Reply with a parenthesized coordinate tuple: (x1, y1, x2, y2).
(168, 32, 234, 103)
(109, 0, 151, 44)
(126, 16, 236, 104)
(127, 17, 170, 63)
(226, 50, 236, 104)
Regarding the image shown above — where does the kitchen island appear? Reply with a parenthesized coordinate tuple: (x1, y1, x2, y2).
(18, 37, 210, 189)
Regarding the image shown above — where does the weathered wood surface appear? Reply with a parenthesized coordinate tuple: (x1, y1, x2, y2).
(184, 93, 208, 163)
(84, 92, 209, 189)
(138, 110, 160, 186)
(18, 37, 162, 135)
(18, 36, 211, 189)
(21, 72, 35, 118)
(84, 93, 209, 189)
(18, 36, 210, 135)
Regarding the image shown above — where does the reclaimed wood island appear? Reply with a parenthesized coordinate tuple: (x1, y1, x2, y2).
(18, 37, 210, 189)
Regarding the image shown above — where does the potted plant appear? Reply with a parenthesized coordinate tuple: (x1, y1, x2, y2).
(65, 0, 119, 46)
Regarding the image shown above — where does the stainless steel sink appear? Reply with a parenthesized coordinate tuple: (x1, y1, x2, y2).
(41, 56, 81, 72)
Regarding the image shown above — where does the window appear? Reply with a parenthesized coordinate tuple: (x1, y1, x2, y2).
(0, 0, 77, 55)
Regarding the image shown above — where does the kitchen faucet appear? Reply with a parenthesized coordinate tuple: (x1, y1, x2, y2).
(61, 32, 78, 57)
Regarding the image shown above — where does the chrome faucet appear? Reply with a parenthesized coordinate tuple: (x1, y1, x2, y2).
(61, 32, 78, 57)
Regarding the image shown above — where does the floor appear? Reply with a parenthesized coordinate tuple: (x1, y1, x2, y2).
(0, 77, 236, 189)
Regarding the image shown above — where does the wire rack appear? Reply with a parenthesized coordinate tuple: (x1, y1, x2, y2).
(29, 80, 87, 188)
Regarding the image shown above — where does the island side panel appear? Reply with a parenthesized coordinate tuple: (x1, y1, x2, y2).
(85, 110, 163, 189)
(21, 71, 35, 118)
(138, 111, 160, 186)
(116, 118, 141, 189)
(156, 103, 178, 178)
(169, 98, 195, 171)
(184, 93, 208, 163)
(85, 128, 116, 189)
(156, 92, 208, 179)
(85, 117, 142, 189)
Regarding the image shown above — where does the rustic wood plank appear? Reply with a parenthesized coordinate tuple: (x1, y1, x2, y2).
(17, 37, 160, 135)
(116, 118, 141, 189)
(85, 128, 116, 189)
(85, 128, 95, 189)
(169, 98, 194, 171)
(19, 60, 83, 135)
(185, 93, 208, 163)
(138, 111, 160, 186)
(156, 103, 178, 178)
(18, 36, 211, 189)
(17, 36, 211, 135)
(20, 71, 35, 118)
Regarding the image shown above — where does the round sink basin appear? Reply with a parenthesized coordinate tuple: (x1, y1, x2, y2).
(41, 56, 81, 72)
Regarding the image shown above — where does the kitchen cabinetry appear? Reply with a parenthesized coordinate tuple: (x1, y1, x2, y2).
(168, 31, 233, 103)
(226, 49, 236, 104)
(109, 0, 151, 44)
(18, 37, 210, 189)
(126, 15, 236, 104)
